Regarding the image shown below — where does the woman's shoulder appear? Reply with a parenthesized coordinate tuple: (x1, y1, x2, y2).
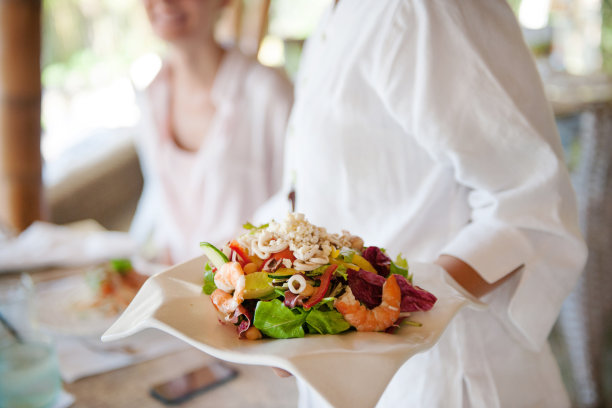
(224, 49, 293, 99)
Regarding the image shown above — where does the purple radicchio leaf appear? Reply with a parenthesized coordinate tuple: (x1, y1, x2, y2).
(283, 290, 305, 308)
(362, 246, 391, 277)
(393, 274, 437, 312)
(347, 268, 385, 309)
(228, 301, 255, 338)
(347, 269, 437, 312)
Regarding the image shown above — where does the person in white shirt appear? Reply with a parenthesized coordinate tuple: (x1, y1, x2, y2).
(263, 0, 587, 406)
(130, 0, 293, 264)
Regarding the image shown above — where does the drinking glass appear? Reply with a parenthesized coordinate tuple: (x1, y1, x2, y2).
(0, 274, 62, 408)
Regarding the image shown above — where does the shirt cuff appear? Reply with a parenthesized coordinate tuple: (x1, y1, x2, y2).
(438, 221, 533, 283)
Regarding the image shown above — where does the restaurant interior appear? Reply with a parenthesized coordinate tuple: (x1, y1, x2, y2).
(0, 0, 611, 407)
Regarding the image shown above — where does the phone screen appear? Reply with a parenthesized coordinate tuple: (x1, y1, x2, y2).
(150, 362, 238, 404)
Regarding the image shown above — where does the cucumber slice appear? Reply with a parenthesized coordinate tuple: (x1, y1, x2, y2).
(268, 275, 291, 280)
(199, 242, 229, 268)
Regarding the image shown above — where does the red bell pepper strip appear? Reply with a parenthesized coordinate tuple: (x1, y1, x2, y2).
(303, 264, 338, 309)
(229, 240, 250, 267)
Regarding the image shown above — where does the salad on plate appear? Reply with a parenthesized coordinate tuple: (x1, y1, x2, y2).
(200, 213, 437, 340)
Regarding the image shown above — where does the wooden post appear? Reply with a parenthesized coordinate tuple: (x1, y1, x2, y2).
(239, 0, 270, 56)
(0, 0, 44, 232)
(216, 0, 270, 57)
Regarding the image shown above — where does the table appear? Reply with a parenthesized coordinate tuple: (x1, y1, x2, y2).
(63, 347, 298, 408)
(0, 268, 298, 408)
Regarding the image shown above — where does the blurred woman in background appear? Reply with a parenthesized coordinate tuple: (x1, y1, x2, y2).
(131, 0, 293, 264)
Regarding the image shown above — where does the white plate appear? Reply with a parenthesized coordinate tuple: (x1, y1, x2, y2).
(102, 256, 482, 408)
(36, 275, 119, 338)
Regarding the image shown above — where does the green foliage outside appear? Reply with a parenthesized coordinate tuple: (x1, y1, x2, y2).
(41, 0, 162, 90)
(41, 0, 612, 93)
(507, 0, 522, 14)
(603, 0, 612, 74)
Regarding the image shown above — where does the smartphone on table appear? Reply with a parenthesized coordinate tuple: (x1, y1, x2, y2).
(150, 361, 238, 404)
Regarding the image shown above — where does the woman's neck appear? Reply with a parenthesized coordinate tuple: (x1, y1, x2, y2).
(164, 38, 225, 152)
(169, 39, 225, 90)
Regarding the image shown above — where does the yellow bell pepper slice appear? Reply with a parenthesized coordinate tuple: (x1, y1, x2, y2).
(351, 254, 377, 274)
(329, 257, 360, 271)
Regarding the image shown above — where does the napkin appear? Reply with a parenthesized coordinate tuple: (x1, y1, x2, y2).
(0, 221, 138, 273)
(102, 256, 484, 408)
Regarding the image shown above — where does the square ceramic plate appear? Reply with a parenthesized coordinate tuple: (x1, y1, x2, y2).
(102, 255, 482, 408)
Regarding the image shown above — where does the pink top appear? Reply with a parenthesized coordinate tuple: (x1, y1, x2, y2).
(131, 50, 293, 263)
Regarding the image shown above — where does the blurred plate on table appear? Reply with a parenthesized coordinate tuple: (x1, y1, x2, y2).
(35, 258, 165, 338)
(35, 274, 119, 338)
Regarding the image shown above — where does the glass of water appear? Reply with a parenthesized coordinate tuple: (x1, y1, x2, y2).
(0, 274, 61, 408)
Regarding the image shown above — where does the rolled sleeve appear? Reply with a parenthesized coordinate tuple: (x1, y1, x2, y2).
(439, 221, 533, 284)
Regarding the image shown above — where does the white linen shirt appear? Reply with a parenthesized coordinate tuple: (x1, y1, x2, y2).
(131, 50, 293, 263)
(265, 1, 588, 407)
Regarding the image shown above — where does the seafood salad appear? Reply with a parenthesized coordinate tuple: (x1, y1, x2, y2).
(200, 213, 437, 340)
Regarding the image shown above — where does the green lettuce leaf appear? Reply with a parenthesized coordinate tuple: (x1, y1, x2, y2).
(254, 299, 307, 339)
(307, 265, 328, 276)
(258, 287, 285, 301)
(306, 308, 351, 335)
(390, 253, 411, 281)
(339, 248, 356, 263)
(394, 253, 408, 268)
(243, 222, 269, 232)
(313, 297, 336, 308)
(110, 258, 132, 276)
(202, 262, 217, 295)
(334, 265, 348, 280)
(307, 264, 347, 280)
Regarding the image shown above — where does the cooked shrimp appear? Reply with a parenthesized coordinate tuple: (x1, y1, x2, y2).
(214, 262, 246, 294)
(211, 289, 240, 316)
(211, 262, 246, 315)
(334, 274, 401, 332)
